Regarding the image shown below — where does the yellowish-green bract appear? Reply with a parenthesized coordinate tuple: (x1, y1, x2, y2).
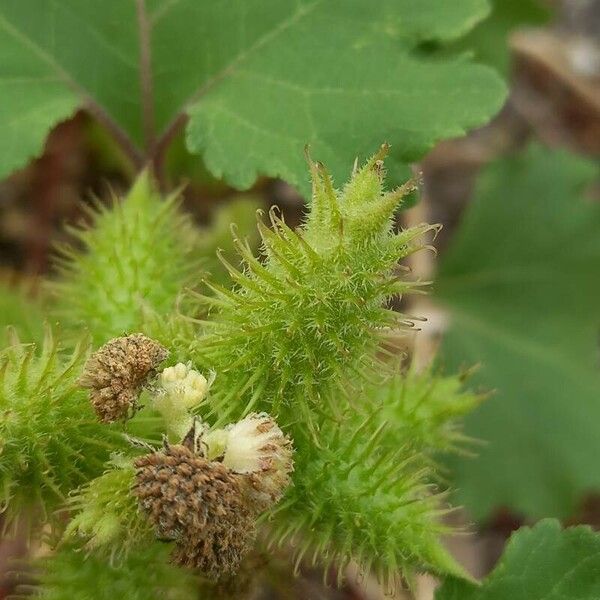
(65, 457, 153, 559)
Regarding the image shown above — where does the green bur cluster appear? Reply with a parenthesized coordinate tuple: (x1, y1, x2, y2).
(174, 146, 476, 584)
(0, 329, 125, 534)
(22, 149, 478, 595)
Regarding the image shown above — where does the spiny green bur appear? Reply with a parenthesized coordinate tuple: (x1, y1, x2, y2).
(66, 457, 153, 559)
(50, 172, 197, 347)
(270, 369, 477, 588)
(182, 146, 469, 584)
(44, 150, 475, 590)
(0, 329, 125, 534)
(191, 145, 436, 428)
(30, 542, 197, 600)
(374, 367, 483, 459)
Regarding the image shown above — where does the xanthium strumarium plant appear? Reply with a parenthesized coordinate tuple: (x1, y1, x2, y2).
(1, 147, 483, 596)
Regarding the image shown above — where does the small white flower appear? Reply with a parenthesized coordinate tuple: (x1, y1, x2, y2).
(152, 364, 213, 441)
(221, 413, 293, 512)
(159, 363, 210, 409)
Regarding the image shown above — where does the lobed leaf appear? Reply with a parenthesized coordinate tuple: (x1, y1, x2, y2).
(184, 0, 506, 193)
(447, 0, 551, 74)
(0, 0, 505, 191)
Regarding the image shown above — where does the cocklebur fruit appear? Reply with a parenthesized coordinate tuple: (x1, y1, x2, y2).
(0, 329, 126, 533)
(50, 172, 199, 349)
(79, 333, 168, 423)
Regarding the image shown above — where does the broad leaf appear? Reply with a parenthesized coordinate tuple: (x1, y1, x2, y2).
(0, 0, 506, 191)
(436, 520, 600, 600)
(449, 0, 550, 74)
(435, 145, 600, 519)
(0, 1, 137, 174)
(184, 0, 507, 192)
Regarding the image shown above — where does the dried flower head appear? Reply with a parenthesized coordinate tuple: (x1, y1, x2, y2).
(171, 518, 255, 579)
(133, 433, 255, 577)
(221, 413, 294, 512)
(79, 333, 168, 423)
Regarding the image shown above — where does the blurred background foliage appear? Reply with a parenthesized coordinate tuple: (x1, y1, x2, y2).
(0, 0, 599, 598)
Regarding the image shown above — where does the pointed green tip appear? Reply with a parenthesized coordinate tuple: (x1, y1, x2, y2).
(428, 540, 475, 583)
(341, 144, 391, 208)
(126, 169, 162, 208)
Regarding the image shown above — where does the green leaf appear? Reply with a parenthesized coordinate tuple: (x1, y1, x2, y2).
(448, 0, 551, 74)
(0, 0, 133, 175)
(0, 0, 506, 189)
(436, 519, 600, 600)
(184, 0, 506, 192)
(435, 144, 600, 519)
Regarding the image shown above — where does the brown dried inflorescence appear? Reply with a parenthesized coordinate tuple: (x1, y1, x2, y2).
(80, 333, 168, 423)
(133, 439, 255, 578)
(197, 552, 267, 599)
(171, 519, 255, 578)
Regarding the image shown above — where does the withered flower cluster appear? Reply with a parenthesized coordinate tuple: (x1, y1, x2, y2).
(80, 334, 293, 579)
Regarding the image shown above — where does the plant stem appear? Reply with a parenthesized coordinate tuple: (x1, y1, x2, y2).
(83, 100, 144, 170)
(136, 0, 156, 154)
(151, 112, 188, 181)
